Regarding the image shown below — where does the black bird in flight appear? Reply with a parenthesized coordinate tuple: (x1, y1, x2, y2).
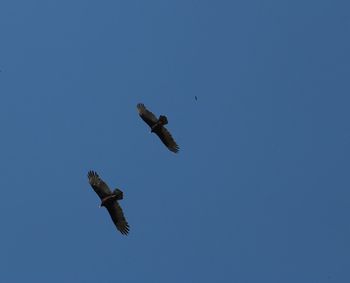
(137, 103, 179, 153)
(88, 171, 130, 235)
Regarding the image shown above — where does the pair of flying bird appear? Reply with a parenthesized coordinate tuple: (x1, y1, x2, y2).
(87, 103, 179, 235)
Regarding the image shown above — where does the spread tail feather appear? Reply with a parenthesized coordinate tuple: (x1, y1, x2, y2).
(113, 189, 124, 200)
(159, 115, 168, 125)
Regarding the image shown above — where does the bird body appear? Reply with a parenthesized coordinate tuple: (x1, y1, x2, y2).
(87, 171, 129, 235)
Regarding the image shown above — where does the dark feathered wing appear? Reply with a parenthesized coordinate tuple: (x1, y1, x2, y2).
(137, 103, 158, 128)
(154, 126, 179, 153)
(105, 202, 130, 235)
(88, 170, 112, 199)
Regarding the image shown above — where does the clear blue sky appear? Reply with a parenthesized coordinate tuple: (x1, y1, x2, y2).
(0, 1, 349, 282)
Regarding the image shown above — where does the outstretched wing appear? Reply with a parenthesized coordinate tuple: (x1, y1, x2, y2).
(137, 103, 158, 128)
(88, 170, 112, 200)
(155, 126, 179, 153)
(106, 201, 130, 235)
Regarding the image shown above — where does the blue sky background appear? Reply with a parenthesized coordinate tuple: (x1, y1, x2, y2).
(0, 1, 349, 282)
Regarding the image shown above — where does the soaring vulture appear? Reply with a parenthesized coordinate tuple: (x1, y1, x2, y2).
(87, 171, 129, 235)
(137, 103, 179, 153)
